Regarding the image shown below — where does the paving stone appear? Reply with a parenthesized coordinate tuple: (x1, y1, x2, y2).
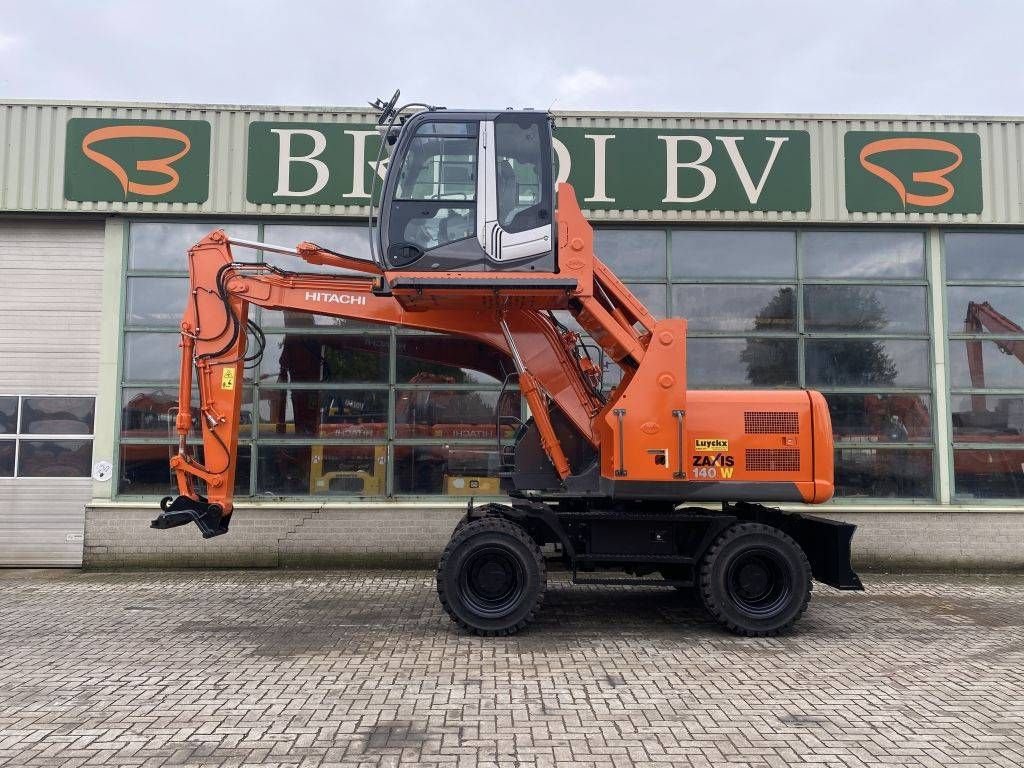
(0, 571, 1021, 767)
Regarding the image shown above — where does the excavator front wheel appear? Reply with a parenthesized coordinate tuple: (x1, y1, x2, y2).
(699, 522, 812, 637)
(436, 517, 546, 636)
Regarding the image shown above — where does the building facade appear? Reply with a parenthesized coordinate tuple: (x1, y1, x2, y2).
(0, 100, 1021, 568)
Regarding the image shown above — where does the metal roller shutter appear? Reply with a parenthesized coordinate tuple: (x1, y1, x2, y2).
(0, 218, 104, 566)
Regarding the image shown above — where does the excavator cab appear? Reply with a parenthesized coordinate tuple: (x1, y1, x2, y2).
(378, 110, 556, 273)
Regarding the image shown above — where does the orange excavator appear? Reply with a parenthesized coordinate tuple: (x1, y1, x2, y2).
(152, 92, 861, 636)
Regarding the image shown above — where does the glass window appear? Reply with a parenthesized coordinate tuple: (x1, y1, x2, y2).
(495, 115, 549, 234)
(625, 284, 667, 319)
(671, 230, 795, 279)
(17, 439, 92, 477)
(121, 387, 191, 438)
(673, 284, 795, 332)
(806, 339, 930, 388)
(258, 308, 373, 330)
(946, 232, 1024, 280)
(825, 394, 932, 443)
(394, 445, 503, 495)
(119, 444, 250, 496)
(259, 333, 390, 385)
(0, 440, 13, 476)
(396, 136, 476, 201)
(396, 336, 513, 385)
(394, 390, 520, 439)
(594, 229, 666, 278)
(258, 444, 386, 496)
(262, 224, 371, 275)
(804, 285, 928, 333)
(947, 287, 1024, 332)
(257, 388, 389, 440)
(123, 332, 186, 382)
(126, 277, 189, 326)
(21, 397, 94, 436)
(834, 448, 933, 498)
(0, 396, 17, 433)
(389, 205, 476, 258)
(951, 395, 1024, 443)
(948, 339, 1024, 389)
(687, 338, 798, 388)
(129, 222, 257, 271)
(802, 231, 924, 278)
(953, 448, 1024, 499)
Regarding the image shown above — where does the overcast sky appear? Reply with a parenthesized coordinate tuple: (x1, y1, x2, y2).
(1, 0, 1022, 116)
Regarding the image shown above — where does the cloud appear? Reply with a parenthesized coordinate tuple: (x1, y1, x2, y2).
(554, 68, 631, 108)
(0, 32, 18, 52)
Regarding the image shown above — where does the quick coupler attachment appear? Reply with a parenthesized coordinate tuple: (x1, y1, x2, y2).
(152, 495, 231, 538)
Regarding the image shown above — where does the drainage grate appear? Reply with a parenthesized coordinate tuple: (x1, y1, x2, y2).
(744, 411, 799, 434)
(745, 448, 801, 472)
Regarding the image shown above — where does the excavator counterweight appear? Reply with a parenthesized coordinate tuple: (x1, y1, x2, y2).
(152, 95, 861, 637)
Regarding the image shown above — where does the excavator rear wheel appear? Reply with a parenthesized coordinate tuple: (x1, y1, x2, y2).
(436, 517, 546, 636)
(699, 522, 811, 637)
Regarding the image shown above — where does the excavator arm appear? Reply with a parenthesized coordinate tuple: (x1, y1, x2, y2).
(153, 185, 654, 536)
(964, 301, 1024, 412)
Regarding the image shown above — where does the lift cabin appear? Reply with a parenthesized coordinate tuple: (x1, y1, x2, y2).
(152, 97, 862, 638)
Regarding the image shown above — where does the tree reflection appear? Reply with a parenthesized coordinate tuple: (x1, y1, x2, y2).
(743, 286, 897, 387)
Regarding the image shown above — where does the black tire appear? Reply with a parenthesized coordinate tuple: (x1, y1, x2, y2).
(699, 522, 811, 637)
(436, 517, 546, 636)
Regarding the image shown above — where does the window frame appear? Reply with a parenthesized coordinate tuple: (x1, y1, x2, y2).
(0, 395, 96, 479)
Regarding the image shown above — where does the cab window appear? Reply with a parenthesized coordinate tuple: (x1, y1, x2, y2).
(389, 121, 478, 265)
(494, 115, 551, 234)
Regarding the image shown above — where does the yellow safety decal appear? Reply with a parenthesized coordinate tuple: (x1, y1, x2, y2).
(220, 368, 235, 391)
(694, 438, 728, 452)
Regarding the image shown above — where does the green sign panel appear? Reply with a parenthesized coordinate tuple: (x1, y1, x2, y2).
(246, 122, 383, 205)
(64, 118, 210, 203)
(845, 131, 982, 214)
(245, 122, 811, 212)
(554, 127, 810, 212)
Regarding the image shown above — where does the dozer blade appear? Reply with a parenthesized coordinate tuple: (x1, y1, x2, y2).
(152, 495, 231, 539)
(789, 513, 863, 590)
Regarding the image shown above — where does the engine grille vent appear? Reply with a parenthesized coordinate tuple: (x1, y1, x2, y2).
(745, 448, 801, 473)
(744, 411, 799, 434)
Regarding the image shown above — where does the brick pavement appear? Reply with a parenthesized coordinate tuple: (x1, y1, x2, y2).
(0, 569, 1022, 767)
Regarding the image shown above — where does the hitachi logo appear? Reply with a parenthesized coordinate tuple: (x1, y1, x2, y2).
(304, 291, 366, 305)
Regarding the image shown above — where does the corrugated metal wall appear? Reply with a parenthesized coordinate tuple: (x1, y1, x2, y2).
(0, 219, 104, 566)
(2, 100, 1023, 224)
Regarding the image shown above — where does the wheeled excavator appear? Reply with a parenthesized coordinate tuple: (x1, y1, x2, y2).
(151, 92, 863, 636)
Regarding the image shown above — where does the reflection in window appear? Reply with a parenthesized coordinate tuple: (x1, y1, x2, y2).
(396, 336, 513, 385)
(673, 284, 795, 332)
(0, 397, 18, 433)
(394, 390, 520, 439)
(0, 441, 14, 476)
(394, 206, 475, 254)
(119, 444, 250, 496)
(259, 333, 390, 385)
(594, 229, 666, 277)
(124, 333, 190, 382)
(394, 445, 502, 495)
(688, 338, 798, 388)
(396, 136, 476, 201)
(949, 339, 1024, 389)
(825, 394, 932, 442)
(806, 339, 929, 388)
(834, 448, 932, 498)
(802, 231, 924, 278)
(258, 444, 385, 496)
(945, 232, 1024, 280)
(257, 388, 389, 440)
(21, 397, 94, 435)
(671, 230, 795, 279)
(953, 449, 1024, 499)
(18, 439, 92, 477)
(126, 277, 189, 326)
(804, 285, 927, 333)
(947, 287, 1024, 332)
(951, 395, 1024, 443)
(129, 222, 258, 271)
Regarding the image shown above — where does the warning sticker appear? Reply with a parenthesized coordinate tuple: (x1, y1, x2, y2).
(220, 368, 235, 390)
(694, 438, 728, 452)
